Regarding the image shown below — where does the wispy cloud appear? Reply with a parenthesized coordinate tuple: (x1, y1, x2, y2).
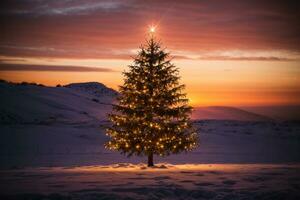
(172, 50, 300, 61)
(0, 45, 134, 59)
(0, 63, 115, 72)
(1, 0, 125, 16)
(197, 56, 299, 61)
(173, 55, 299, 61)
(1, 45, 299, 62)
(43, 2, 123, 15)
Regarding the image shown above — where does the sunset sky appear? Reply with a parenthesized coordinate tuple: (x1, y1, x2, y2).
(0, 0, 299, 106)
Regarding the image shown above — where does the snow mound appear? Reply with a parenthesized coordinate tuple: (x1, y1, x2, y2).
(64, 82, 118, 97)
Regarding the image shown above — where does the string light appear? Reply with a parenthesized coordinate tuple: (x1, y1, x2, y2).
(105, 32, 198, 164)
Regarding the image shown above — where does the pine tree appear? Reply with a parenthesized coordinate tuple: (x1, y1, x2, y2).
(105, 36, 198, 167)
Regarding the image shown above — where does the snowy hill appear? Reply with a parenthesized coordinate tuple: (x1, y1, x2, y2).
(241, 105, 300, 121)
(0, 80, 274, 124)
(64, 82, 118, 98)
(0, 81, 115, 124)
(192, 106, 271, 121)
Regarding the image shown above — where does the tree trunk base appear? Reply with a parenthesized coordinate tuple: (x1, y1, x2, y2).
(148, 153, 154, 167)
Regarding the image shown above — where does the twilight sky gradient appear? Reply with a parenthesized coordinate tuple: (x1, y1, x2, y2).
(0, 0, 299, 106)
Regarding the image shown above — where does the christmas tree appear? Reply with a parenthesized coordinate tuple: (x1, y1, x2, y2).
(105, 34, 198, 167)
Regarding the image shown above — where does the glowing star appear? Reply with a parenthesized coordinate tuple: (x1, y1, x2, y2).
(149, 25, 156, 33)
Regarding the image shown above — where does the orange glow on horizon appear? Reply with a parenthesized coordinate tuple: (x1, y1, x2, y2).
(1, 56, 299, 107)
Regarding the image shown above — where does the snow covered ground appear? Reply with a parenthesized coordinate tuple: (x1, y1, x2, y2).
(1, 163, 300, 200)
(1, 120, 300, 169)
(0, 82, 299, 168)
(1, 81, 300, 199)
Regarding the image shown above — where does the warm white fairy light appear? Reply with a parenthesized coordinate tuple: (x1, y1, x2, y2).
(104, 32, 199, 166)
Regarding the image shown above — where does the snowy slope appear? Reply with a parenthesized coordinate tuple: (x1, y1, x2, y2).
(241, 105, 300, 121)
(0, 81, 299, 169)
(64, 82, 117, 96)
(192, 106, 271, 121)
(0, 81, 273, 124)
(0, 81, 116, 124)
(1, 163, 300, 200)
(1, 120, 299, 169)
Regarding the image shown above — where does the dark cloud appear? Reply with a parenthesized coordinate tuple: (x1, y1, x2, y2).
(0, 45, 133, 59)
(0, 63, 115, 72)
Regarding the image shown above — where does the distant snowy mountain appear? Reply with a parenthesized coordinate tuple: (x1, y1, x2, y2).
(240, 106, 300, 121)
(191, 106, 272, 121)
